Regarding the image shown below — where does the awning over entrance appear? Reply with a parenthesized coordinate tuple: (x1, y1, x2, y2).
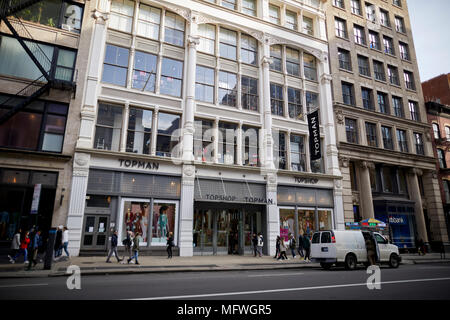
(194, 178, 270, 204)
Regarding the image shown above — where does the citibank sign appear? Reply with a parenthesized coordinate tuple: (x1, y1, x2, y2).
(389, 216, 406, 225)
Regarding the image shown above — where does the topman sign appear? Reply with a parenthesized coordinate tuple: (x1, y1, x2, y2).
(118, 159, 159, 170)
(308, 110, 322, 161)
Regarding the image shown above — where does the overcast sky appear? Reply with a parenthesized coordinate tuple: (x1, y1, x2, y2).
(407, 0, 450, 82)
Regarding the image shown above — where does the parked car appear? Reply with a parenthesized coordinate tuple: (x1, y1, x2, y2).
(311, 230, 401, 270)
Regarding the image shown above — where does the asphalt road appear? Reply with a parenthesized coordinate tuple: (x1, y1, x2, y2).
(0, 263, 449, 300)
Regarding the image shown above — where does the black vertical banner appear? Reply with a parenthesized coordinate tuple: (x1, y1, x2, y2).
(308, 110, 322, 161)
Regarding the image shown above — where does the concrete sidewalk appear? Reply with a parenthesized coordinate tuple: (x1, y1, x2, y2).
(0, 253, 448, 279)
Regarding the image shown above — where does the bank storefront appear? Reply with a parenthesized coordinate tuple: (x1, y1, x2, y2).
(79, 155, 181, 254)
(193, 178, 270, 255)
(277, 182, 335, 242)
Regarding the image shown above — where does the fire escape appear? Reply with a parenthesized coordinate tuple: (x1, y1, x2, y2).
(0, 0, 76, 125)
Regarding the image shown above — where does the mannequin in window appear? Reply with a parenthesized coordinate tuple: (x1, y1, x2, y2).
(159, 206, 169, 240)
(125, 208, 134, 231)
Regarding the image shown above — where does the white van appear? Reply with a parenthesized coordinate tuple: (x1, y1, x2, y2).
(310, 230, 401, 270)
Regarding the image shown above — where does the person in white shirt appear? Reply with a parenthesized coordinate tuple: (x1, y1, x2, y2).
(62, 226, 70, 258)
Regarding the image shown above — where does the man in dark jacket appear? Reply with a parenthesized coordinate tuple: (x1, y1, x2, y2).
(303, 235, 311, 262)
(106, 230, 122, 263)
(54, 226, 62, 258)
(297, 233, 304, 258)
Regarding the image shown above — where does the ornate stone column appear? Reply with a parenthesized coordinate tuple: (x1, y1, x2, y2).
(359, 161, 375, 220)
(179, 165, 195, 256)
(266, 173, 278, 256)
(408, 168, 428, 244)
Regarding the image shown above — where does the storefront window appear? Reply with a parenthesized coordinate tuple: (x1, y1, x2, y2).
(122, 200, 150, 243)
(156, 112, 180, 157)
(318, 210, 332, 230)
(126, 108, 153, 154)
(298, 209, 315, 237)
(218, 122, 237, 165)
(152, 201, 177, 245)
(280, 209, 295, 242)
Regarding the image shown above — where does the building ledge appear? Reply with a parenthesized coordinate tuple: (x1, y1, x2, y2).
(0, 148, 72, 162)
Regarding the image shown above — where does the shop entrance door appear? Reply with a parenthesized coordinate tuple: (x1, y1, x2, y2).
(81, 215, 109, 250)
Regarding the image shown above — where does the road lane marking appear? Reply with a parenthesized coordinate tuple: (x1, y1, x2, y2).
(127, 277, 450, 300)
(0, 283, 49, 289)
(248, 273, 304, 277)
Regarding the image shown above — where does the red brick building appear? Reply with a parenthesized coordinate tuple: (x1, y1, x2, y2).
(423, 74, 450, 106)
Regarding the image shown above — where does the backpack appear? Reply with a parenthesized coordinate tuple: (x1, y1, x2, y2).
(257, 236, 264, 247)
(122, 238, 130, 246)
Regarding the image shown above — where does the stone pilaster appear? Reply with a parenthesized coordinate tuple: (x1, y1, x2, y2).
(266, 172, 278, 256)
(407, 168, 428, 244)
(359, 161, 375, 219)
(179, 165, 195, 256)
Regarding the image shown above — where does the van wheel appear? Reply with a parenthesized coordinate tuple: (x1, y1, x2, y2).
(389, 254, 400, 268)
(320, 262, 332, 270)
(345, 254, 357, 270)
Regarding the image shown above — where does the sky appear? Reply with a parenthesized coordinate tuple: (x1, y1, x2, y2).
(407, 0, 450, 82)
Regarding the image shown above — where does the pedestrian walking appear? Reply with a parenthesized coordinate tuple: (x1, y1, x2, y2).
(252, 233, 258, 257)
(297, 233, 304, 258)
(273, 236, 281, 259)
(303, 235, 311, 262)
(106, 230, 122, 263)
(127, 232, 141, 265)
(439, 241, 446, 259)
(54, 226, 63, 258)
(11, 231, 30, 264)
(7, 229, 21, 263)
(365, 236, 376, 266)
(277, 238, 288, 260)
(166, 232, 174, 259)
(27, 228, 41, 270)
(288, 233, 296, 258)
(61, 226, 70, 258)
(256, 233, 264, 257)
(122, 230, 133, 260)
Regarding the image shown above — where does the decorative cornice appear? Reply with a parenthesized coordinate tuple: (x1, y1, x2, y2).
(92, 9, 109, 23)
(360, 161, 375, 170)
(187, 36, 200, 48)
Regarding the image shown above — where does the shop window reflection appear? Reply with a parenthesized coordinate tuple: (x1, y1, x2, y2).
(298, 209, 315, 237)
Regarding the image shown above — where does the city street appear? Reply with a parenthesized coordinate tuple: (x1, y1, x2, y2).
(0, 263, 449, 300)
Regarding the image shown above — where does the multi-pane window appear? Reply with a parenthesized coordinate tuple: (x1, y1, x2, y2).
(392, 96, 404, 118)
(388, 65, 400, 85)
(306, 91, 319, 113)
(286, 47, 300, 76)
(126, 108, 153, 155)
(338, 48, 352, 71)
(354, 24, 366, 45)
(409, 101, 420, 121)
(240, 34, 258, 65)
(358, 55, 370, 76)
(393, 0, 402, 7)
(270, 45, 282, 72)
(395, 16, 406, 33)
(218, 71, 237, 107)
(333, 0, 345, 9)
(270, 83, 284, 116)
(288, 88, 303, 120)
(302, 16, 314, 35)
(365, 3, 376, 22)
(446, 126, 450, 141)
(160, 58, 183, 97)
(273, 131, 287, 170)
(195, 65, 215, 103)
(0, 97, 68, 153)
(94, 103, 123, 151)
(404, 71, 415, 90)
(242, 0, 257, 16)
(381, 126, 393, 150)
(222, 0, 236, 10)
(438, 149, 446, 169)
(346, 118, 358, 144)
(377, 92, 389, 114)
(198, 24, 216, 55)
(137, 4, 161, 40)
(219, 28, 237, 61)
(335, 17, 348, 39)
(369, 30, 381, 50)
(290, 134, 306, 172)
(102, 45, 129, 86)
(373, 60, 386, 81)
(361, 87, 374, 111)
(366, 122, 378, 147)
(383, 36, 395, 55)
(303, 53, 317, 81)
(433, 123, 441, 139)
(132, 51, 157, 92)
(351, 0, 362, 15)
(269, 4, 280, 24)
(241, 76, 258, 111)
(342, 82, 355, 106)
(109, 0, 134, 33)
(380, 9, 390, 27)
(164, 11, 185, 46)
(193, 119, 214, 162)
(218, 122, 237, 165)
(414, 133, 424, 155)
(399, 42, 410, 61)
(156, 112, 180, 157)
(285, 10, 298, 30)
(242, 125, 259, 166)
(396, 129, 408, 152)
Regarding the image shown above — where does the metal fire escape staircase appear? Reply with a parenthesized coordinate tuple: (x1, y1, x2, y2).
(0, 0, 75, 125)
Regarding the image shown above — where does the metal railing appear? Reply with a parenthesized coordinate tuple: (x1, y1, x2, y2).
(0, 0, 42, 19)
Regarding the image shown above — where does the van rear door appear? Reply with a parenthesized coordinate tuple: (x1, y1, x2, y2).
(313, 231, 337, 261)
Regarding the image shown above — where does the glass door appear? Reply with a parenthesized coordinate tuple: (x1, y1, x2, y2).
(216, 209, 240, 255)
(81, 215, 109, 250)
(244, 209, 262, 254)
(193, 208, 213, 255)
